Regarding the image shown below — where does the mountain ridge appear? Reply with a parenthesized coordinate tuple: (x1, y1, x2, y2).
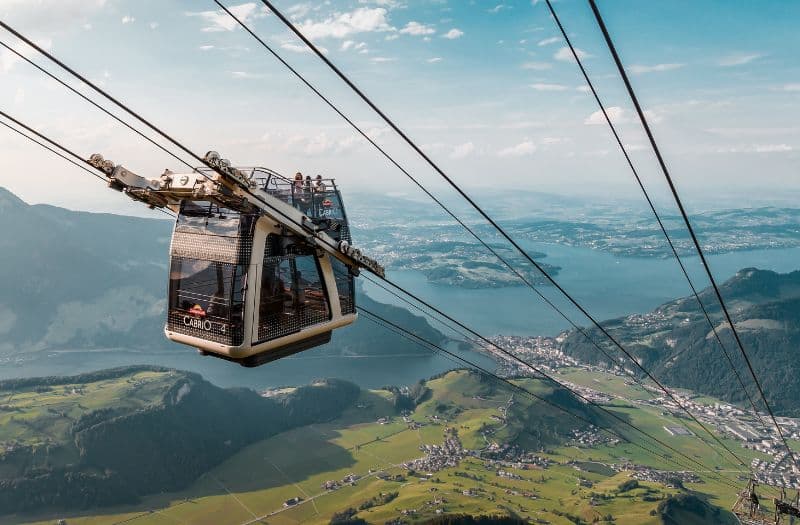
(559, 267, 800, 415)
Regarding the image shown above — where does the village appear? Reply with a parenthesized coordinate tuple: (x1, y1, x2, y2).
(488, 334, 800, 488)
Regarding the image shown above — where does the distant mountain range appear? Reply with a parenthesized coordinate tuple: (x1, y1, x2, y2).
(0, 187, 445, 358)
(560, 268, 800, 416)
(350, 192, 800, 260)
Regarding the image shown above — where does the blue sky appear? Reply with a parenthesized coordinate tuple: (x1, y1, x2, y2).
(0, 0, 798, 215)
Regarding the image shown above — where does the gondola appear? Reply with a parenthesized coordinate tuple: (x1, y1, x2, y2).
(89, 151, 383, 367)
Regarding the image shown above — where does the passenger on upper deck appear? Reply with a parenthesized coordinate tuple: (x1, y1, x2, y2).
(304, 175, 312, 192)
(293, 172, 303, 191)
(313, 175, 327, 192)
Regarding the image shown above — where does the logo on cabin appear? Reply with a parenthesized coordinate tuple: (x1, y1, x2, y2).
(178, 175, 190, 185)
(322, 199, 333, 207)
(188, 304, 206, 317)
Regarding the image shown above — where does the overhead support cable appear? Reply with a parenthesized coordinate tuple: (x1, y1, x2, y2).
(1, 16, 746, 480)
(0, 40, 196, 171)
(0, 116, 105, 183)
(362, 274, 744, 487)
(0, 111, 175, 219)
(240, 0, 750, 472)
(214, 0, 660, 401)
(584, 0, 798, 472)
(536, 0, 767, 433)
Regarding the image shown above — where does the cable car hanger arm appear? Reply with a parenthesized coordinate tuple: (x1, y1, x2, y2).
(88, 150, 384, 278)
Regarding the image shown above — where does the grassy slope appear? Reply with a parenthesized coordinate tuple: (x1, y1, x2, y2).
(5, 369, 750, 525)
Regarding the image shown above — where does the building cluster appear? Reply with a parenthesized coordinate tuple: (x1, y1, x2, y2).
(489, 335, 581, 376)
(569, 427, 619, 448)
(320, 473, 359, 491)
(612, 463, 702, 487)
(496, 469, 523, 480)
(643, 392, 800, 487)
(751, 453, 800, 488)
(404, 428, 466, 473)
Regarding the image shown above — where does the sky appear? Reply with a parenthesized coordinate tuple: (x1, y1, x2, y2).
(0, 0, 798, 217)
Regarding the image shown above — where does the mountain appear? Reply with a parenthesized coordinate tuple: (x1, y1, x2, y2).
(0, 187, 170, 353)
(559, 268, 800, 415)
(0, 187, 444, 359)
(0, 367, 616, 519)
(0, 366, 360, 513)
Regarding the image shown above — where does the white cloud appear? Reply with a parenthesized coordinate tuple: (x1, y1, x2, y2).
(488, 4, 510, 14)
(341, 40, 355, 51)
(370, 56, 395, 63)
(521, 61, 551, 70)
(717, 144, 794, 154)
(718, 53, 763, 67)
(629, 63, 685, 74)
(442, 28, 463, 39)
(584, 106, 662, 125)
(358, 0, 404, 7)
(426, 57, 442, 63)
(121, 15, 135, 24)
(296, 7, 394, 40)
(779, 83, 800, 92)
(287, 3, 312, 19)
(149, 21, 159, 30)
(280, 41, 328, 54)
(186, 2, 261, 32)
(753, 144, 793, 153)
(400, 21, 435, 36)
(500, 121, 544, 130)
(450, 142, 475, 159)
(385, 34, 399, 41)
(576, 85, 591, 93)
(199, 45, 215, 51)
(0, 0, 107, 31)
(498, 140, 537, 157)
(643, 109, 662, 123)
(260, 130, 378, 157)
(530, 83, 568, 91)
(554, 46, 590, 62)
(230, 71, 265, 79)
(13, 87, 24, 104)
(584, 106, 625, 125)
(1, 38, 53, 73)
(537, 36, 560, 46)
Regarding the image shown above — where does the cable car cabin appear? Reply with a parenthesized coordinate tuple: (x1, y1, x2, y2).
(165, 171, 357, 367)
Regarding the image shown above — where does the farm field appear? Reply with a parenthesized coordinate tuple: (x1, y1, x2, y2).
(4, 369, 749, 525)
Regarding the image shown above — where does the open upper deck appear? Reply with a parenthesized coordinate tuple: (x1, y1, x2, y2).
(196, 167, 350, 241)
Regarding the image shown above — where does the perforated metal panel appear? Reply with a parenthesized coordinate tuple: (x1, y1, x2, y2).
(167, 208, 254, 346)
(257, 309, 330, 342)
(256, 235, 332, 343)
(331, 258, 356, 315)
(171, 231, 252, 265)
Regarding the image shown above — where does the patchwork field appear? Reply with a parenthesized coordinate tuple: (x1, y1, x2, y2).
(2, 368, 755, 525)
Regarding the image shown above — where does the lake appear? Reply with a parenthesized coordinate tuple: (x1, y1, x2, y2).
(363, 242, 800, 337)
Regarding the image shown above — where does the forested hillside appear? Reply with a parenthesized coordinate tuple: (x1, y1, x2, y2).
(560, 268, 800, 415)
(0, 366, 360, 513)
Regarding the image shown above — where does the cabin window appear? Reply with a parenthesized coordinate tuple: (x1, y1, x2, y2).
(167, 257, 246, 345)
(257, 239, 331, 343)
